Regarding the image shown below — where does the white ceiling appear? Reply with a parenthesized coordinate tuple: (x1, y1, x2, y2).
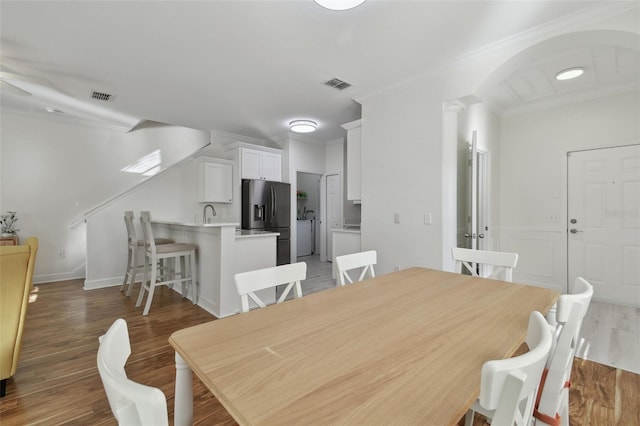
(1, 1, 638, 141)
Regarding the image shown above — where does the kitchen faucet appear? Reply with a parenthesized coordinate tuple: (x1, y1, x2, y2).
(203, 204, 217, 224)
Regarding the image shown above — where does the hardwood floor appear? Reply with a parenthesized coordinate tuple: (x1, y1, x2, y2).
(0, 278, 638, 425)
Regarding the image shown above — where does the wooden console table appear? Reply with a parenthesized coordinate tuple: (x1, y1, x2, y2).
(0, 236, 19, 246)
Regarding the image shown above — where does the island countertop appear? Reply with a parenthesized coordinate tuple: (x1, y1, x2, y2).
(235, 229, 280, 239)
(152, 220, 239, 228)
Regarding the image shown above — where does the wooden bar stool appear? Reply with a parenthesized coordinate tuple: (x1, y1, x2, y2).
(136, 211, 198, 316)
(121, 211, 173, 297)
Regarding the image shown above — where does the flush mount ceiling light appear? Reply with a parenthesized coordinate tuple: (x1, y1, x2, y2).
(555, 67, 584, 81)
(313, 0, 366, 11)
(290, 120, 317, 133)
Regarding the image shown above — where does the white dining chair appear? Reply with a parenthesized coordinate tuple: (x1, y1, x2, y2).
(335, 250, 376, 286)
(548, 276, 594, 330)
(535, 277, 593, 426)
(121, 211, 173, 297)
(464, 311, 553, 426)
(136, 211, 198, 316)
(533, 301, 584, 426)
(97, 318, 168, 426)
(451, 247, 519, 282)
(234, 262, 307, 313)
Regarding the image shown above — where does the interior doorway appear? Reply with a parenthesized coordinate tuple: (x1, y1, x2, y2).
(457, 130, 490, 275)
(457, 131, 489, 249)
(296, 172, 322, 258)
(567, 144, 640, 306)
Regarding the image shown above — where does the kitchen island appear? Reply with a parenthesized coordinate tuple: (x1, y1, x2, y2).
(331, 228, 362, 279)
(152, 221, 278, 318)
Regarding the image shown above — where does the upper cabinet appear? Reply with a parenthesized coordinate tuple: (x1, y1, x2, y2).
(198, 159, 233, 203)
(342, 119, 362, 202)
(225, 143, 283, 182)
(241, 148, 282, 181)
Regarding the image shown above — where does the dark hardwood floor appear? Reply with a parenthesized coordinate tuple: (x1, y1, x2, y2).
(0, 279, 638, 425)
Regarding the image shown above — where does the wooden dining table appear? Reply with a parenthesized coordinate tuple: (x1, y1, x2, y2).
(169, 267, 558, 426)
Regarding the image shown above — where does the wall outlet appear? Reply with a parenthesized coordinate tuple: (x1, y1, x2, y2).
(57, 250, 66, 260)
(394, 213, 400, 224)
(549, 215, 560, 223)
(394, 265, 400, 271)
(424, 212, 432, 225)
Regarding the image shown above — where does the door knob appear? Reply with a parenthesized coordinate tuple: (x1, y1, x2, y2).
(478, 234, 485, 239)
(570, 228, 583, 234)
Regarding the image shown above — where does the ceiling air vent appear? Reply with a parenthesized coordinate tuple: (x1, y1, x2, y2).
(324, 78, 351, 91)
(91, 91, 113, 101)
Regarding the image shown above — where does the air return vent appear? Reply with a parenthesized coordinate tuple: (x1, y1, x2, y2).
(324, 78, 351, 90)
(91, 91, 113, 101)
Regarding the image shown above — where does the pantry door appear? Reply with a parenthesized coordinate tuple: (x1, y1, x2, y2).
(567, 144, 640, 306)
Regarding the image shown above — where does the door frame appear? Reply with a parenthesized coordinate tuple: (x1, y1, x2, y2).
(563, 142, 640, 295)
(322, 172, 342, 262)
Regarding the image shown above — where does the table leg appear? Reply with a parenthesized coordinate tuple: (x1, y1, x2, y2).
(174, 352, 193, 426)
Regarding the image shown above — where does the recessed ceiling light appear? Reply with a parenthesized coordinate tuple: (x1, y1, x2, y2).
(313, 0, 366, 11)
(290, 120, 317, 133)
(555, 67, 584, 81)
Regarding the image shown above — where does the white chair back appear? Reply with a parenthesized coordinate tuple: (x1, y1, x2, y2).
(466, 311, 553, 426)
(451, 247, 519, 282)
(235, 262, 307, 313)
(139, 211, 156, 256)
(97, 319, 168, 426)
(124, 211, 137, 245)
(534, 277, 593, 426)
(556, 277, 593, 326)
(534, 302, 584, 426)
(335, 250, 377, 286)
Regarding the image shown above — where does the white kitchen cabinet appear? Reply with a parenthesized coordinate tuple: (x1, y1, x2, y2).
(198, 160, 233, 203)
(342, 119, 362, 202)
(241, 148, 282, 181)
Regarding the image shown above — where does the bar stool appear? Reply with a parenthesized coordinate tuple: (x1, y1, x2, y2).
(136, 211, 198, 316)
(121, 211, 174, 297)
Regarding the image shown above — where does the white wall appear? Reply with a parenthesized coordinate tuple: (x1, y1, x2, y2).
(360, 77, 446, 274)
(498, 90, 640, 291)
(356, 9, 638, 279)
(0, 110, 209, 283)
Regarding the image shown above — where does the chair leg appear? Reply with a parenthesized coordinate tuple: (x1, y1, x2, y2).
(464, 410, 474, 426)
(142, 257, 158, 316)
(126, 245, 138, 297)
(136, 254, 150, 308)
(0, 378, 6, 397)
(121, 245, 133, 292)
(180, 255, 187, 298)
(190, 249, 197, 305)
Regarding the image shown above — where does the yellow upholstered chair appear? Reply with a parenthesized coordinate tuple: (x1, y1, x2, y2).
(0, 237, 38, 398)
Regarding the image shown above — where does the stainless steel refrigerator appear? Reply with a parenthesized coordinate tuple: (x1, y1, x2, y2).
(241, 179, 291, 265)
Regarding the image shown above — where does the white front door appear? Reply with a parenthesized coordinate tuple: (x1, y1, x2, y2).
(568, 144, 640, 306)
(326, 174, 341, 261)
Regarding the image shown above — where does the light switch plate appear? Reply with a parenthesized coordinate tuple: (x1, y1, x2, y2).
(424, 212, 432, 225)
(394, 213, 400, 224)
